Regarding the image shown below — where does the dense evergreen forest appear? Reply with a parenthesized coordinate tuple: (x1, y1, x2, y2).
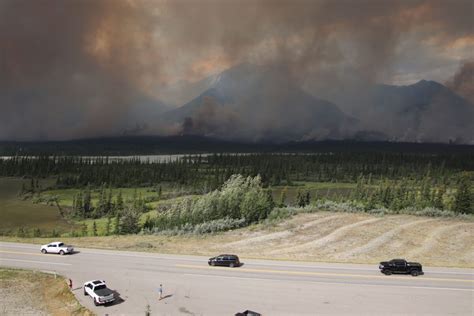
(1, 143, 473, 237)
(1, 151, 473, 188)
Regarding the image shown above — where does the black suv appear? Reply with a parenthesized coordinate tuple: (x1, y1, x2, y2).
(208, 254, 240, 267)
(235, 310, 261, 316)
(379, 259, 424, 276)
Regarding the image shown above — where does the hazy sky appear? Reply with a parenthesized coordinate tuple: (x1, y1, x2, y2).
(0, 0, 472, 140)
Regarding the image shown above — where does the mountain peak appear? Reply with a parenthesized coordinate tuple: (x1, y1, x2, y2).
(413, 79, 443, 88)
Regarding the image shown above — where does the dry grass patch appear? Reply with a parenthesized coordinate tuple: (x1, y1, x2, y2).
(0, 268, 93, 316)
(2, 212, 473, 267)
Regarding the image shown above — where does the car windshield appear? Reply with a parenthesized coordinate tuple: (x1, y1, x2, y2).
(95, 284, 106, 291)
(58, 243, 64, 247)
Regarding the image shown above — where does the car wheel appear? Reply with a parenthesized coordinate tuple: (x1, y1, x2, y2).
(211, 261, 216, 266)
(94, 299, 99, 306)
(59, 250, 65, 255)
(411, 270, 419, 276)
(41, 249, 47, 254)
(229, 263, 235, 268)
(383, 270, 392, 275)
(84, 290, 87, 296)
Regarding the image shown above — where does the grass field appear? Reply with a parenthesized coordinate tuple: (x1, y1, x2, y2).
(43, 186, 164, 208)
(0, 178, 77, 234)
(0, 268, 92, 315)
(0, 177, 200, 236)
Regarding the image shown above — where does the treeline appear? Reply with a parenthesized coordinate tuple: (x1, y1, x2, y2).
(0, 156, 198, 187)
(348, 173, 473, 214)
(1, 151, 473, 189)
(70, 185, 149, 219)
(2, 137, 473, 156)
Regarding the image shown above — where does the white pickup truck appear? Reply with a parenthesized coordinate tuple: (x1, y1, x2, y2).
(40, 241, 74, 255)
(83, 280, 115, 306)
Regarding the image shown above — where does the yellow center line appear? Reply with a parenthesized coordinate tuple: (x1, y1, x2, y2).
(0, 250, 64, 258)
(175, 264, 474, 283)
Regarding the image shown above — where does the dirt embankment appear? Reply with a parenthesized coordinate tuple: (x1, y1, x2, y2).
(218, 212, 474, 267)
(0, 268, 93, 316)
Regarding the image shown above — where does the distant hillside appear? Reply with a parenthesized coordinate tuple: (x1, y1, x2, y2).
(161, 64, 473, 144)
(163, 63, 356, 142)
(369, 80, 474, 143)
(319, 80, 474, 144)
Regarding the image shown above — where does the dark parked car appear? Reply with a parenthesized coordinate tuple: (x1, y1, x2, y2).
(379, 259, 424, 276)
(235, 310, 261, 316)
(208, 254, 240, 267)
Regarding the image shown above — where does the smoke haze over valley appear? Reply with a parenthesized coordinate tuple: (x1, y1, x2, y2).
(0, 0, 473, 143)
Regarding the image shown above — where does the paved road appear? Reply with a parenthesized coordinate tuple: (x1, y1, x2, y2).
(1, 241, 473, 315)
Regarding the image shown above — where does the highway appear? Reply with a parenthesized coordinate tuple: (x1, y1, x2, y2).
(1, 241, 473, 315)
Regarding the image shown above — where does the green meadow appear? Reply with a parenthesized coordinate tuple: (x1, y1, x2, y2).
(0, 178, 77, 234)
(0, 175, 357, 236)
(0, 177, 201, 236)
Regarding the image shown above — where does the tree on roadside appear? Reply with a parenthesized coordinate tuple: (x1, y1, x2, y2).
(120, 206, 141, 234)
(433, 186, 446, 210)
(279, 187, 287, 207)
(453, 175, 472, 214)
(115, 190, 124, 214)
(105, 216, 111, 236)
(75, 191, 84, 218)
(113, 213, 121, 235)
(296, 189, 310, 207)
(81, 223, 88, 236)
(83, 184, 92, 217)
(92, 221, 98, 236)
(305, 190, 311, 206)
(33, 228, 41, 237)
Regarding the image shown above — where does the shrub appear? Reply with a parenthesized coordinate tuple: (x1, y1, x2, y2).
(267, 208, 297, 221)
(143, 217, 246, 236)
(151, 175, 274, 232)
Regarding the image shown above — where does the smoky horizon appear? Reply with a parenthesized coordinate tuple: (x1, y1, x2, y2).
(0, 0, 473, 142)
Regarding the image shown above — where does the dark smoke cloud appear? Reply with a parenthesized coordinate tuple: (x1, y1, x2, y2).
(0, 0, 161, 140)
(0, 0, 472, 140)
(446, 61, 474, 104)
(181, 96, 240, 137)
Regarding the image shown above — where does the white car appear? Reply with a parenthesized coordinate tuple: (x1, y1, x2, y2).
(40, 241, 74, 255)
(84, 280, 115, 306)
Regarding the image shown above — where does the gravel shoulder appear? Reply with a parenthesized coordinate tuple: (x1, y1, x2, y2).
(0, 268, 93, 316)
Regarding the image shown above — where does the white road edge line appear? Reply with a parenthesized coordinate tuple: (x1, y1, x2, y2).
(1, 258, 71, 266)
(182, 273, 474, 292)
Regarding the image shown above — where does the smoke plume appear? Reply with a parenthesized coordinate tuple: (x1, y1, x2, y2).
(446, 61, 474, 104)
(0, 0, 472, 140)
